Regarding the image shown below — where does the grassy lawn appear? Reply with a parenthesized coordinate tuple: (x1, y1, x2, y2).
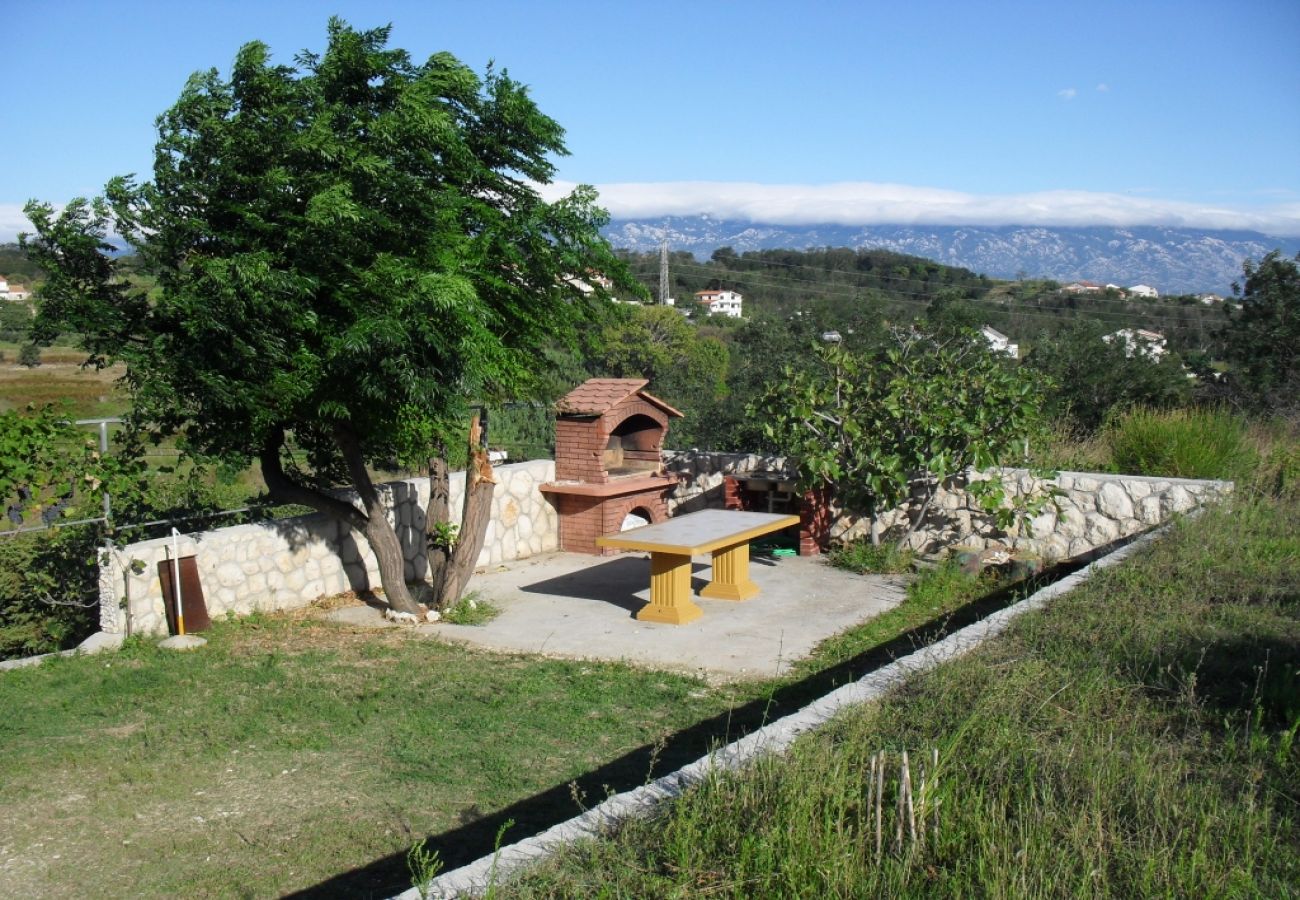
(510, 497, 1300, 897)
(0, 554, 1012, 897)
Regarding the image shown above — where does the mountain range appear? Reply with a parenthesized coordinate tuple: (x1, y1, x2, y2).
(602, 217, 1300, 295)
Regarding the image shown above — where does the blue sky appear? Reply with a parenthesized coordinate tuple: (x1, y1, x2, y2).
(2, 0, 1298, 239)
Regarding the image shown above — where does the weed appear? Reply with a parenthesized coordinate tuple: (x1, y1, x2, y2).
(1106, 405, 1256, 480)
(828, 539, 915, 574)
(441, 593, 499, 626)
(406, 838, 443, 900)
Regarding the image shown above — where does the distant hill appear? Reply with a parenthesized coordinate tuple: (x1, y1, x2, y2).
(602, 219, 1300, 295)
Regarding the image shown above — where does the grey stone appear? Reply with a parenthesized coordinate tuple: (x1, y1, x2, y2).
(1084, 513, 1120, 545)
(1137, 495, 1163, 525)
(158, 634, 207, 651)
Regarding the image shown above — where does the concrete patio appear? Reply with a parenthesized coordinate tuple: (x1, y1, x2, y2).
(332, 551, 909, 681)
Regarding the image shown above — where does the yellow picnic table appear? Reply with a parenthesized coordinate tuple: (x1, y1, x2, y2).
(596, 509, 800, 625)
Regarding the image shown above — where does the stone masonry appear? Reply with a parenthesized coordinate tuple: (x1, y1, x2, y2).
(99, 459, 559, 637)
(664, 451, 1232, 560)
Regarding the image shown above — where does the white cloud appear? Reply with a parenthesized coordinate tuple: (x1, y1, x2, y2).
(1058, 87, 1078, 100)
(1096, 82, 1110, 92)
(0, 204, 35, 244)
(10, 185, 1299, 244)
(540, 180, 1300, 235)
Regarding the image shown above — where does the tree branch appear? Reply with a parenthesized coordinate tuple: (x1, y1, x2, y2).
(259, 425, 368, 530)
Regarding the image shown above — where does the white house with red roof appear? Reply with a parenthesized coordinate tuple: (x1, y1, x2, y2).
(694, 289, 743, 318)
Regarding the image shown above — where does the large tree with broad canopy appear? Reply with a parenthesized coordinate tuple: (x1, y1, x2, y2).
(23, 19, 631, 614)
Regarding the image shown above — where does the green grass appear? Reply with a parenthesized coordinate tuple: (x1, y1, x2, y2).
(1107, 405, 1257, 481)
(827, 539, 915, 575)
(0, 614, 742, 897)
(0, 542, 1021, 897)
(509, 496, 1300, 897)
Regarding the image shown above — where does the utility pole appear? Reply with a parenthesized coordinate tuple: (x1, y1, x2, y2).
(658, 241, 669, 305)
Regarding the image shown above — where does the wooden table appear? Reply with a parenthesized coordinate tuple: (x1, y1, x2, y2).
(596, 510, 800, 625)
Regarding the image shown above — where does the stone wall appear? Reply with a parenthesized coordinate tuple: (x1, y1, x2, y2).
(99, 459, 559, 636)
(663, 451, 1231, 560)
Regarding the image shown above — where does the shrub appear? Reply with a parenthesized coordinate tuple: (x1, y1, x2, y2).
(1107, 406, 1256, 481)
(828, 540, 915, 575)
(18, 343, 40, 367)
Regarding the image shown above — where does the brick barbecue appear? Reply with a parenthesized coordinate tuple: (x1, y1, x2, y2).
(540, 378, 683, 555)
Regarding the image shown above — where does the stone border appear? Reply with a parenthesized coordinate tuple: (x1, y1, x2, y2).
(400, 521, 1173, 898)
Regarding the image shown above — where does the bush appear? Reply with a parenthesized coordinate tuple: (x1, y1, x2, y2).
(1107, 406, 1256, 480)
(828, 540, 915, 574)
(18, 343, 40, 367)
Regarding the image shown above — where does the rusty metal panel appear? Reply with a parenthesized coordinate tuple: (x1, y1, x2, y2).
(157, 556, 212, 634)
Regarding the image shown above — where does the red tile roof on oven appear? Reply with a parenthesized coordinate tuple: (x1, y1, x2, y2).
(554, 378, 684, 418)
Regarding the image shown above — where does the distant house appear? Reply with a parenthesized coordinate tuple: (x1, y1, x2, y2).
(1197, 293, 1225, 305)
(1103, 328, 1167, 361)
(0, 276, 29, 301)
(1062, 280, 1103, 294)
(980, 325, 1019, 359)
(694, 289, 743, 318)
(1127, 284, 1159, 299)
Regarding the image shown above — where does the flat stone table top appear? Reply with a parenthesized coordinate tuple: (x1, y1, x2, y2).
(597, 510, 800, 556)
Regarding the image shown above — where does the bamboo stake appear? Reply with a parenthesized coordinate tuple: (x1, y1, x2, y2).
(866, 753, 876, 856)
(917, 756, 927, 852)
(876, 750, 885, 862)
(932, 747, 940, 846)
(903, 750, 918, 846)
(895, 752, 905, 852)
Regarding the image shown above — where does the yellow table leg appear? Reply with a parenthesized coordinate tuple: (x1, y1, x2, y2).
(700, 541, 760, 601)
(636, 552, 703, 625)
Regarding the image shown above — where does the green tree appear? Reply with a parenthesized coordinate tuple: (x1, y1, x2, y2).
(754, 330, 1048, 548)
(22, 20, 627, 614)
(593, 305, 728, 442)
(1224, 250, 1300, 410)
(1024, 321, 1191, 431)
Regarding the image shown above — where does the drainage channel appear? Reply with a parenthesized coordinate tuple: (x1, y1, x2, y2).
(386, 526, 1167, 900)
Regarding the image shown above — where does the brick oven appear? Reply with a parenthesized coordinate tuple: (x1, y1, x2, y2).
(541, 378, 682, 555)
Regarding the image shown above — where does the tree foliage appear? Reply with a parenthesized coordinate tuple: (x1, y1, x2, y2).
(1224, 250, 1300, 410)
(22, 19, 627, 612)
(754, 330, 1049, 547)
(1023, 320, 1192, 432)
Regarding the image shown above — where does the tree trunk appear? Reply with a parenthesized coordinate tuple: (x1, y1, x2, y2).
(896, 479, 939, 553)
(425, 454, 450, 601)
(257, 425, 422, 615)
(437, 415, 496, 609)
(334, 427, 423, 615)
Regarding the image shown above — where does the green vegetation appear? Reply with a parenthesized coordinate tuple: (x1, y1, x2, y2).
(758, 331, 1049, 548)
(1107, 405, 1257, 481)
(24, 19, 631, 616)
(509, 495, 1300, 897)
(827, 540, 915, 575)
(0, 615, 737, 897)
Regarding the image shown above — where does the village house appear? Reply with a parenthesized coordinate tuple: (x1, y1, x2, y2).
(1, 276, 33, 301)
(980, 325, 1019, 359)
(694, 289, 743, 318)
(1103, 328, 1167, 361)
(1061, 280, 1103, 294)
(1127, 284, 1159, 299)
(1197, 292, 1225, 305)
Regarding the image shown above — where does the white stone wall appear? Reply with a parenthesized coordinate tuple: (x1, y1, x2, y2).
(663, 452, 1231, 561)
(663, 450, 790, 514)
(99, 460, 559, 636)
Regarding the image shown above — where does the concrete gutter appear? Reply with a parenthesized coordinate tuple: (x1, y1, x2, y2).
(402, 523, 1171, 899)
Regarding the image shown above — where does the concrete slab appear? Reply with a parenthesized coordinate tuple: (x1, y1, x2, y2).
(415, 551, 909, 681)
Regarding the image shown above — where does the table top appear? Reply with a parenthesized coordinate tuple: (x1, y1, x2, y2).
(596, 509, 800, 556)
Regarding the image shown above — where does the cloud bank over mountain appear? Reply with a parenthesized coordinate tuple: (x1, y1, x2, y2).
(543, 181, 1300, 237)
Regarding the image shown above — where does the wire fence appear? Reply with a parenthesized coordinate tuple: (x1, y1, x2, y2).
(2, 403, 560, 541)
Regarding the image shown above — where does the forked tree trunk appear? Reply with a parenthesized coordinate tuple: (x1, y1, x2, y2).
(435, 415, 496, 609)
(258, 425, 423, 616)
